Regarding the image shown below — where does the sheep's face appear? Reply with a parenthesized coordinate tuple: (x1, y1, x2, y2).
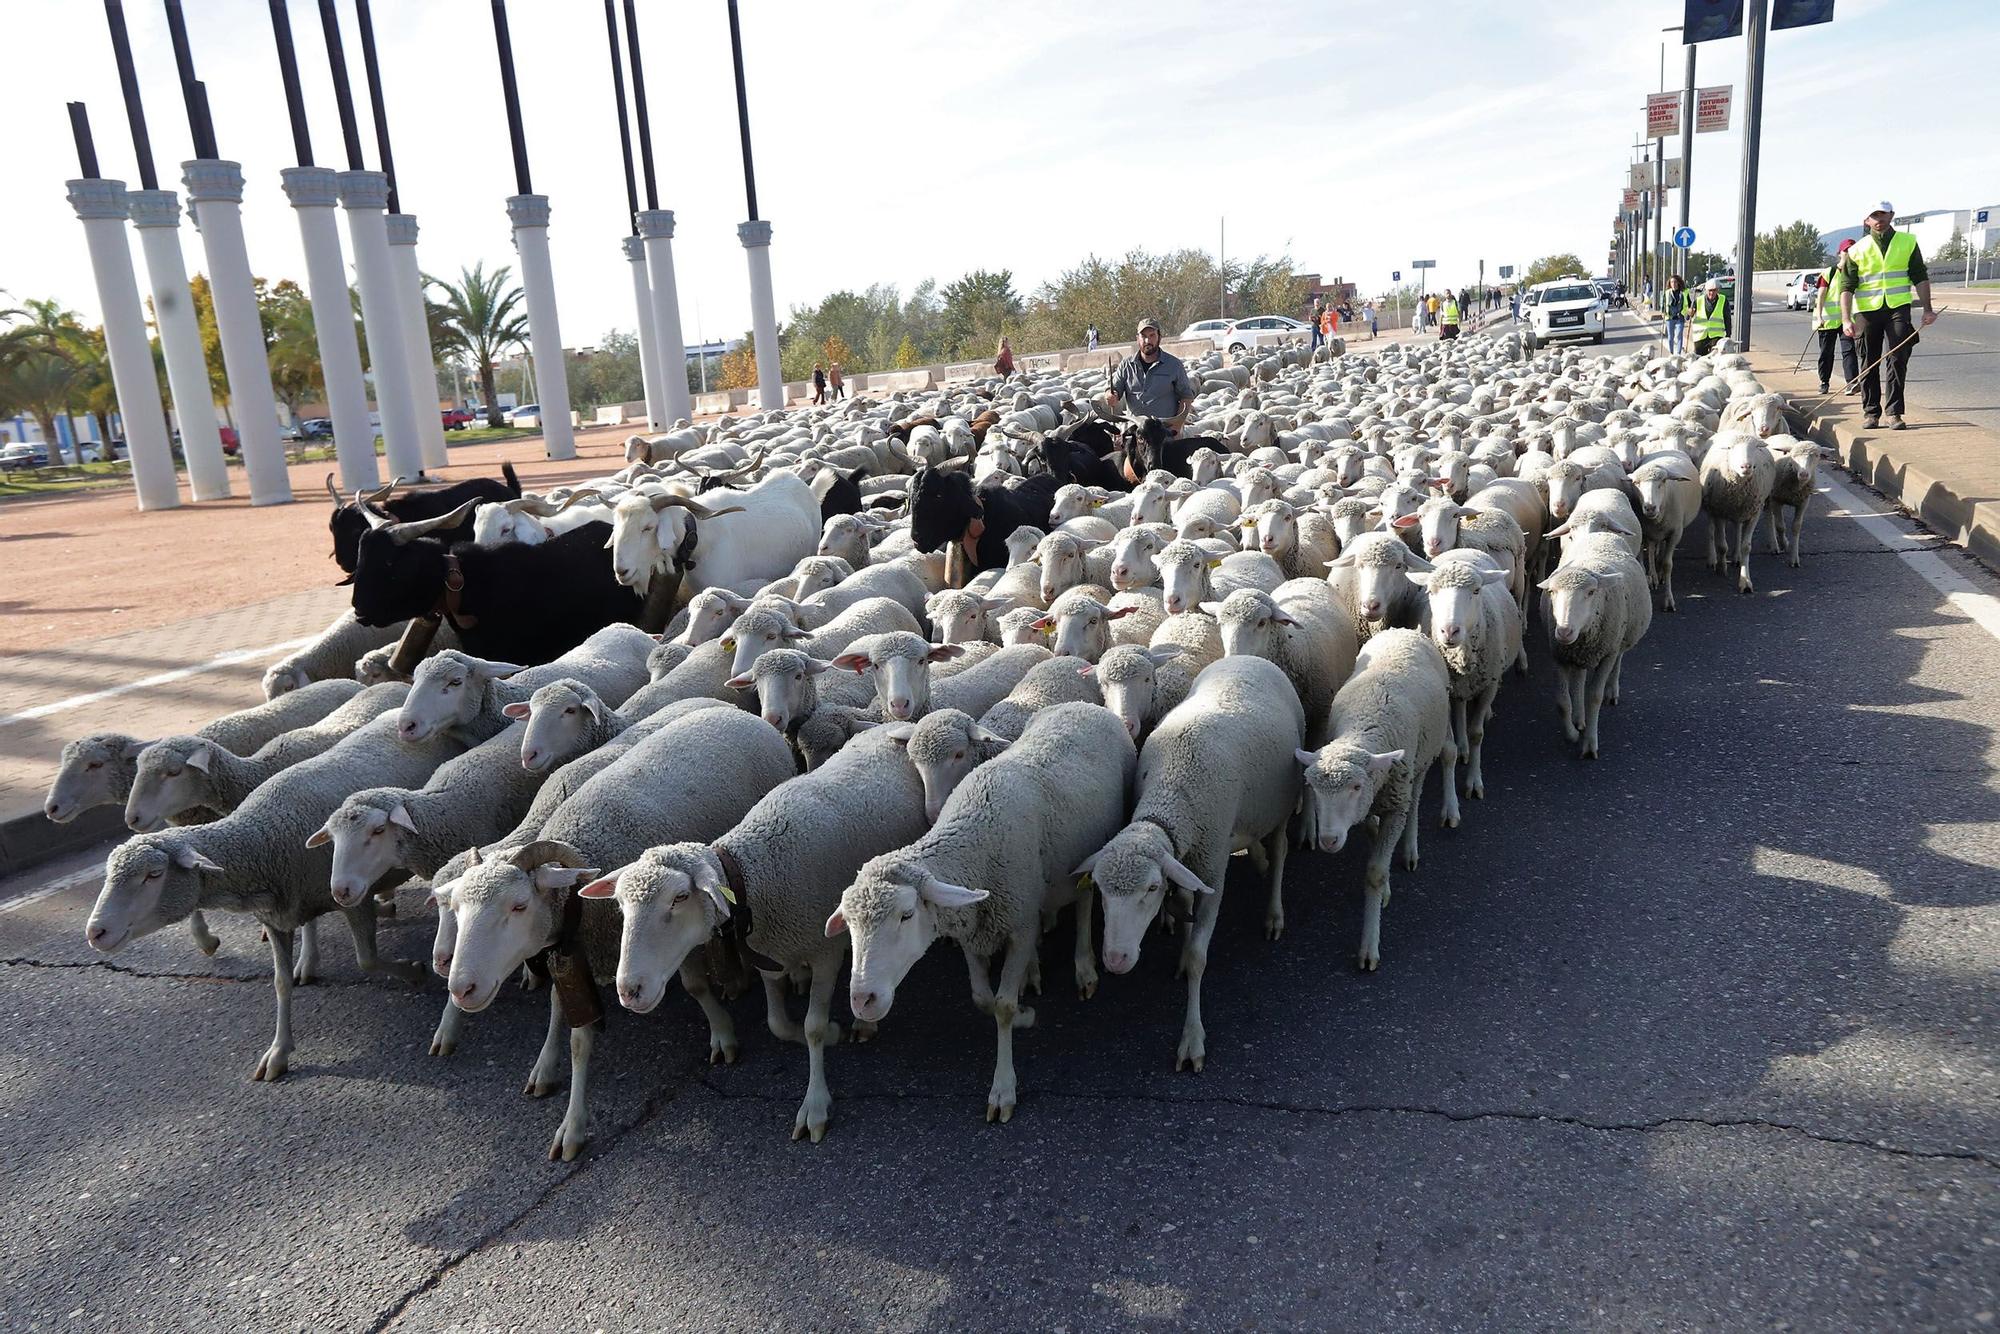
(1329, 502, 1375, 548)
(47, 734, 141, 823)
(1251, 505, 1297, 558)
(646, 641, 690, 683)
(353, 649, 398, 686)
(1413, 565, 1503, 652)
(722, 610, 811, 679)
(1240, 468, 1280, 509)
(1416, 501, 1470, 560)
(1075, 824, 1211, 976)
(88, 835, 215, 953)
(829, 862, 987, 1023)
(124, 739, 215, 833)
(1545, 464, 1587, 521)
(400, 653, 495, 742)
(1781, 445, 1818, 492)
(1156, 552, 1213, 617)
(1328, 448, 1364, 488)
(515, 684, 605, 773)
(1091, 647, 1180, 742)
(262, 662, 310, 698)
(729, 650, 825, 733)
(1036, 537, 1087, 604)
(447, 861, 597, 1014)
(886, 711, 1001, 824)
(790, 557, 850, 599)
(429, 884, 457, 977)
(1538, 568, 1606, 647)
(1187, 449, 1223, 486)
(998, 609, 1045, 647)
(1298, 743, 1402, 854)
(676, 592, 740, 649)
(1174, 512, 1226, 544)
(1038, 597, 1125, 663)
(817, 515, 868, 567)
(1049, 484, 1096, 525)
(836, 637, 954, 722)
(311, 797, 414, 907)
(1128, 485, 1174, 526)
(580, 848, 727, 1015)
(929, 593, 1006, 646)
(1214, 590, 1292, 659)
(1107, 529, 1162, 591)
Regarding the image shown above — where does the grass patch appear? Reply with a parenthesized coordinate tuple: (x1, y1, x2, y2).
(448, 425, 538, 445)
(0, 460, 134, 500)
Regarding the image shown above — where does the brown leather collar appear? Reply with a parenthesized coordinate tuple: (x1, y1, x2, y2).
(438, 553, 480, 629)
(714, 846, 785, 974)
(541, 888, 603, 1030)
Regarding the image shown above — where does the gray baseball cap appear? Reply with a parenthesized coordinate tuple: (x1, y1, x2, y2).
(1136, 317, 1161, 335)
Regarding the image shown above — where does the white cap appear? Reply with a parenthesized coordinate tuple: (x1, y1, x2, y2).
(1867, 200, 1895, 216)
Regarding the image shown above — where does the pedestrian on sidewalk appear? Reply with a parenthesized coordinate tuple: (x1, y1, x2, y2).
(1691, 277, 1729, 356)
(1662, 273, 1689, 354)
(1309, 300, 1324, 352)
(1439, 293, 1461, 342)
(1364, 299, 1379, 339)
(994, 337, 1016, 378)
(811, 362, 827, 406)
(829, 362, 846, 401)
(1838, 201, 1938, 431)
(1426, 293, 1440, 330)
(1814, 239, 1859, 395)
(1086, 324, 1099, 351)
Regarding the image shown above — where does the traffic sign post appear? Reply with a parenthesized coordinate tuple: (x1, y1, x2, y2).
(1674, 226, 1696, 249)
(1411, 258, 1435, 301)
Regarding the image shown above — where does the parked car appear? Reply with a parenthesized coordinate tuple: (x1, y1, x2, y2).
(79, 440, 128, 463)
(503, 403, 538, 425)
(441, 407, 476, 430)
(1223, 315, 1311, 356)
(1177, 318, 1233, 348)
(0, 441, 50, 470)
(1782, 269, 1822, 311)
(1523, 279, 1606, 350)
(219, 426, 240, 456)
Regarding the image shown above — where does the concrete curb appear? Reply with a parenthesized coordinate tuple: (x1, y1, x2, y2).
(1, 804, 120, 879)
(1789, 403, 2000, 571)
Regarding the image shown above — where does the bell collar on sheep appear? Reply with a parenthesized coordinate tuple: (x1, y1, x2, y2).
(506, 840, 607, 1031)
(647, 492, 748, 576)
(711, 845, 785, 973)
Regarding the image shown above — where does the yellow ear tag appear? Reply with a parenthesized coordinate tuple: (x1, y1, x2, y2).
(1206, 558, 1223, 569)
(1076, 872, 1094, 892)
(720, 637, 735, 652)
(716, 880, 737, 905)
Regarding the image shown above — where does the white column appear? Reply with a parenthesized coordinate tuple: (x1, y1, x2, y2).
(181, 160, 291, 505)
(66, 179, 180, 511)
(282, 167, 378, 492)
(625, 234, 666, 428)
(126, 188, 230, 501)
(507, 194, 576, 460)
(338, 170, 424, 483)
(388, 213, 449, 474)
(739, 219, 782, 411)
(637, 209, 691, 425)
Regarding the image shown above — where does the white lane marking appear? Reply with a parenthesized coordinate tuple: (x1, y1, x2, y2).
(0, 635, 316, 728)
(0, 866, 100, 914)
(1819, 471, 2000, 644)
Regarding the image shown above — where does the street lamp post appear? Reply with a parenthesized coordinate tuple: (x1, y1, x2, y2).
(727, 0, 782, 411)
(1733, 0, 1769, 349)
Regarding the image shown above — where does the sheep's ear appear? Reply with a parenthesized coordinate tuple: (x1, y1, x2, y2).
(1030, 614, 1056, 631)
(879, 722, 917, 746)
(1426, 477, 1451, 489)
(980, 596, 1014, 613)
(829, 652, 872, 675)
(1072, 851, 1101, 879)
(1075, 663, 1094, 677)
(473, 659, 528, 680)
(1535, 576, 1558, 592)
(184, 745, 212, 774)
(501, 702, 532, 719)
(694, 867, 733, 919)
(1405, 572, 1433, 589)
(173, 844, 223, 874)
(972, 726, 1012, 750)
(1365, 750, 1405, 776)
(1160, 854, 1217, 896)
(121, 738, 157, 760)
(1294, 747, 1321, 769)
(781, 626, 813, 642)
(1272, 612, 1298, 627)
(823, 907, 848, 938)
(534, 866, 600, 891)
(304, 826, 332, 848)
(924, 643, 965, 664)
(1197, 601, 1224, 617)
(1325, 550, 1355, 568)
(577, 870, 622, 900)
(1479, 568, 1509, 587)
(919, 875, 989, 909)
(650, 633, 667, 643)
(1391, 513, 1421, 530)
(723, 673, 755, 690)
(388, 802, 417, 832)
(1144, 647, 1184, 668)
(1105, 606, 1139, 621)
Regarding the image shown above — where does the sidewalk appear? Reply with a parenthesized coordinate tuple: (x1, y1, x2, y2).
(1747, 344, 2000, 570)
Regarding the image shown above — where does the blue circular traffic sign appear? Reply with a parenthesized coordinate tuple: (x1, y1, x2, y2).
(1673, 226, 1696, 249)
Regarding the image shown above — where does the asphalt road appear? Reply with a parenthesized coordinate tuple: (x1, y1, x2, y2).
(1744, 283, 2000, 433)
(2, 329, 1995, 1330)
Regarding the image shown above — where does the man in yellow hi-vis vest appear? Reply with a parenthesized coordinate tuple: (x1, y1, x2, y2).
(1838, 201, 1938, 431)
(1691, 278, 1729, 356)
(1813, 238, 1859, 396)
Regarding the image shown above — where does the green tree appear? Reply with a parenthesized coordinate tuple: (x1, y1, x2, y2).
(565, 329, 645, 415)
(427, 262, 529, 428)
(1683, 250, 1731, 283)
(1753, 219, 1828, 270)
(0, 299, 95, 465)
(1521, 254, 1590, 288)
(938, 269, 1022, 360)
(263, 281, 325, 430)
(186, 274, 237, 420)
(892, 334, 922, 369)
(1934, 228, 1969, 263)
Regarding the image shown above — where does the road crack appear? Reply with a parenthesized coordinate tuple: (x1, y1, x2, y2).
(693, 1078, 1998, 1169)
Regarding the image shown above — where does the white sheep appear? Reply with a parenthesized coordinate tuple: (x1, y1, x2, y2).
(1076, 655, 1305, 1070)
(831, 702, 1136, 1123)
(261, 611, 405, 698)
(1630, 452, 1703, 611)
(1407, 553, 1520, 802)
(1032, 589, 1165, 663)
(925, 589, 1014, 644)
(1207, 579, 1358, 747)
(396, 626, 655, 745)
(1537, 534, 1652, 758)
(1296, 628, 1455, 971)
(1155, 540, 1284, 616)
(826, 632, 1049, 723)
(1763, 437, 1818, 568)
(1325, 532, 1433, 646)
(1699, 431, 1777, 594)
(1239, 500, 1339, 580)
(718, 596, 923, 679)
(971, 654, 1106, 742)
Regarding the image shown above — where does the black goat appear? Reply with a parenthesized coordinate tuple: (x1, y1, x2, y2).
(1112, 417, 1212, 481)
(806, 464, 870, 520)
(346, 505, 642, 667)
(1032, 436, 1128, 493)
(909, 465, 1060, 574)
(326, 464, 520, 573)
(1053, 418, 1123, 457)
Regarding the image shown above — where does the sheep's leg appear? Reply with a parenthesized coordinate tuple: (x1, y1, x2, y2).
(524, 988, 565, 1096)
(1438, 741, 1460, 830)
(1466, 684, 1497, 799)
(293, 918, 320, 985)
(429, 995, 466, 1057)
(1659, 533, 1680, 612)
(793, 957, 843, 1143)
(963, 944, 997, 1014)
(1358, 811, 1406, 973)
(1736, 520, 1755, 594)
(548, 1023, 594, 1162)
(342, 900, 425, 985)
(1176, 880, 1225, 1072)
(186, 909, 220, 958)
(1707, 517, 1724, 572)
(1580, 656, 1615, 759)
(1608, 650, 1626, 705)
(680, 956, 739, 1065)
(1401, 773, 1427, 869)
(1451, 695, 1470, 764)
(1568, 666, 1588, 738)
(252, 927, 297, 1082)
(1763, 503, 1782, 554)
(1023, 950, 1042, 998)
(1263, 822, 1289, 941)
(985, 928, 1038, 1123)
(1073, 876, 1098, 1000)
(1786, 504, 1806, 568)
(1554, 663, 1579, 744)
(764, 969, 804, 1045)
(1293, 788, 1319, 850)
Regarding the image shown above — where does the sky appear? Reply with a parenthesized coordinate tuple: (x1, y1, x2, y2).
(6, 0, 1998, 348)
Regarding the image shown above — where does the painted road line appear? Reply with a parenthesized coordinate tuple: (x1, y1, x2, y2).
(1820, 471, 2000, 645)
(0, 635, 317, 728)
(0, 865, 101, 914)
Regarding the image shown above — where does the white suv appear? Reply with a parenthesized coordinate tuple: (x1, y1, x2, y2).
(1782, 270, 1822, 311)
(1223, 315, 1311, 356)
(1523, 279, 1606, 349)
(1177, 319, 1232, 349)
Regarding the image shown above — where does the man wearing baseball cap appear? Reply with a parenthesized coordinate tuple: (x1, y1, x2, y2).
(1103, 318, 1194, 433)
(1691, 276, 1730, 356)
(1813, 238, 1859, 396)
(1837, 202, 1938, 430)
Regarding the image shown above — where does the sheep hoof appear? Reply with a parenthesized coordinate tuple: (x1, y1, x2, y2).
(709, 1036, 740, 1066)
(429, 1033, 456, 1058)
(851, 1020, 878, 1044)
(1076, 970, 1097, 1001)
(1265, 916, 1284, 941)
(193, 932, 221, 958)
(377, 899, 398, 919)
(985, 1098, 1016, 1124)
(1466, 778, 1485, 800)
(1356, 950, 1379, 973)
(1175, 1033, 1206, 1072)
(549, 1120, 588, 1162)
(523, 1069, 560, 1098)
(793, 1107, 831, 1143)
(250, 1045, 290, 1082)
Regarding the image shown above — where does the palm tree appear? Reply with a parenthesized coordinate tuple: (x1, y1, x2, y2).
(0, 299, 92, 465)
(427, 262, 528, 428)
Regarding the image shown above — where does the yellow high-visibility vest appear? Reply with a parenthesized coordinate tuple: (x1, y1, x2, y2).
(1441, 300, 1460, 324)
(1817, 266, 1846, 331)
(1849, 230, 1917, 312)
(1692, 291, 1728, 342)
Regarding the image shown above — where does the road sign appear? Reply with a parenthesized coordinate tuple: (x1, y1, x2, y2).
(1498, 265, 1514, 279)
(1696, 84, 1733, 133)
(1391, 270, 1401, 282)
(1979, 210, 1991, 224)
(1645, 92, 1681, 139)
(1411, 260, 1437, 269)
(1674, 226, 1696, 249)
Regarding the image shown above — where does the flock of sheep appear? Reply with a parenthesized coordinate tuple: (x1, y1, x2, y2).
(49, 325, 1820, 1158)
